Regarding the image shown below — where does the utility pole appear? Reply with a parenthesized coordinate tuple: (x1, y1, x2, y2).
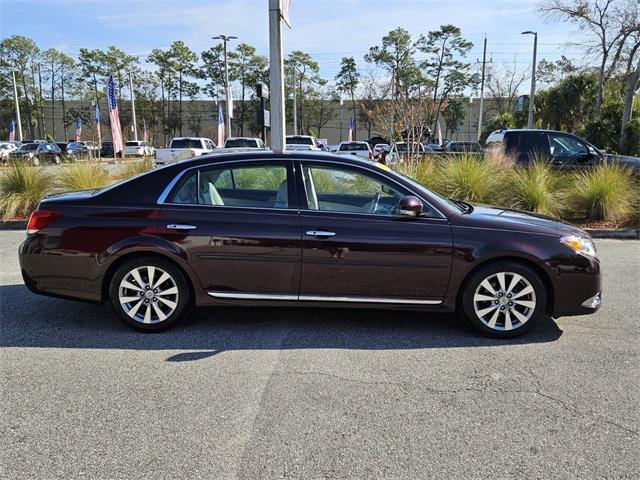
(477, 36, 487, 142)
(268, 0, 286, 152)
(128, 71, 138, 141)
(339, 97, 344, 142)
(522, 31, 538, 128)
(292, 67, 298, 135)
(213, 34, 237, 138)
(11, 70, 23, 141)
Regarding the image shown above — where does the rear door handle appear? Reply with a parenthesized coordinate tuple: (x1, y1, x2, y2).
(305, 230, 336, 237)
(167, 224, 197, 230)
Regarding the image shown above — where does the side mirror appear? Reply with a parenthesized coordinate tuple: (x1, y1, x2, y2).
(397, 195, 423, 217)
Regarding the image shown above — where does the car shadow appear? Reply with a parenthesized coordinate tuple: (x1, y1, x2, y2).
(0, 284, 563, 362)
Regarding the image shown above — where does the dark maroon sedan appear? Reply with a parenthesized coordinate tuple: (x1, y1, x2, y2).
(19, 151, 601, 337)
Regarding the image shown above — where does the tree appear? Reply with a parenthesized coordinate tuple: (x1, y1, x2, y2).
(365, 28, 422, 99)
(618, 2, 640, 152)
(41, 48, 75, 139)
(166, 41, 198, 137)
(229, 43, 268, 136)
(285, 51, 324, 134)
(418, 24, 473, 132)
(335, 57, 360, 138)
(147, 48, 175, 144)
(540, 0, 637, 121)
(0, 35, 40, 138)
(485, 61, 529, 115)
(200, 44, 225, 101)
(303, 85, 339, 138)
(442, 98, 466, 137)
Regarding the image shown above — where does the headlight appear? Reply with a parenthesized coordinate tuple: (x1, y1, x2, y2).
(560, 235, 596, 257)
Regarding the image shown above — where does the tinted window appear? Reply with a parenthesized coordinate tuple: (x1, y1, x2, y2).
(302, 164, 409, 216)
(21, 144, 39, 151)
(225, 139, 257, 148)
(548, 133, 587, 156)
(170, 139, 202, 149)
(168, 163, 289, 209)
(338, 143, 369, 151)
(286, 137, 314, 145)
(125, 141, 141, 147)
(449, 142, 481, 152)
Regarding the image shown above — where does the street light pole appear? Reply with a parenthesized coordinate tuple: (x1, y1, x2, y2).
(522, 31, 538, 129)
(128, 70, 138, 141)
(477, 36, 487, 142)
(12, 70, 23, 141)
(213, 34, 237, 138)
(268, 0, 286, 152)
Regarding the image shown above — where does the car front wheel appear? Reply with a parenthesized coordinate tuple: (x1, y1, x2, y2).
(460, 261, 547, 338)
(109, 257, 192, 332)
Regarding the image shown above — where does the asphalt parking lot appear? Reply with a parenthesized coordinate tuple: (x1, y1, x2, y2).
(1, 230, 638, 479)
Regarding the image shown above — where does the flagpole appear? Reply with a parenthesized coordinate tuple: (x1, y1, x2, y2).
(12, 70, 23, 142)
(268, 0, 286, 152)
(129, 70, 138, 141)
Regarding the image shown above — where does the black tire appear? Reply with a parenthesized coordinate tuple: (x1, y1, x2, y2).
(109, 256, 192, 332)
(460, 261, 548, 339)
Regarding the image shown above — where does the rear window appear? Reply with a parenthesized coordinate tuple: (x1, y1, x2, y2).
(449, 142, 481, 152)
(286, 137, 313, 145)
(339, 143, 369, 151)
(125, 141, 141, 147)
(170, 139, 202, 149)
(225, 139, 257, 148)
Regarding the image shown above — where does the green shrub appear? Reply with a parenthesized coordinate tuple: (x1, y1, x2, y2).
(0, 161, 55, 219)
(433, 154, 503, 203)
(504, 158, 566, 217)
(58, 162, 110, 192)
(568, 161, 637, 224)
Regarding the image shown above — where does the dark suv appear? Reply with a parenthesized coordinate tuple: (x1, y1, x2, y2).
(486, 129, 603, 168)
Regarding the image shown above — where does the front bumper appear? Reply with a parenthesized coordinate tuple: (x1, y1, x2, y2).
(550, 254, 602, 317)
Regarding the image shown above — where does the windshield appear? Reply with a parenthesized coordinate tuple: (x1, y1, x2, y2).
(396, 143, 422, 152)
(339, 143, 369, 151)
(286, 137, 313, 145)
(170, 139, 202, 149)
(449, 142, 481, 152)
(225, 139, 258, 148)
(125, 141, 141, 147)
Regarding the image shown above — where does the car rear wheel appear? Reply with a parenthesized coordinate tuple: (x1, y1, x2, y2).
(109, 257, 192, 332)
(460, 261, 547, 338)
(32, 156, 40, 166)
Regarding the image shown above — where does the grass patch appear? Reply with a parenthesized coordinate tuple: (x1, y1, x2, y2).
(568, 161, 638, 224)
(113, 158, 154, 181)
(504, 160, 566, 217)
(433, 154, 503, 203)
(58, 162, 110, 192)
(0, 161, 55, 219)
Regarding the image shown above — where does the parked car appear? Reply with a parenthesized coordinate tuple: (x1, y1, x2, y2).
(66, 141, 91, 159)
(9, 142, 62, 165)
(123, 140, 155, 157)
(155, 137, 217, 165)
(387, 142, 426, 165)
(0, 142, 18, 162)
(100, 141, 114, 157)
(335, 141, 374, 160)
(224, 137, 265, 149)
(486, 129, 605, 168)
(55, 142, 71, 158)
(19, 151, 601, 338)
(446, 141, 483, 154)
(285, 135, 321, 151)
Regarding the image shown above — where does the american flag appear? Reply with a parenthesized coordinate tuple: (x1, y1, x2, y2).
(217, 103, 225, 147)
(8, 120, 15, 141)
(347, 116, 354, 142)
(107, 74, 124, 154)
(95, 103, 102, 147)
(436, 118, 443, 146)
(75, 117, 82, 141)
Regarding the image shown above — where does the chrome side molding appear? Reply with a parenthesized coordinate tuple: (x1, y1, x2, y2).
(206, 290, 442, 305)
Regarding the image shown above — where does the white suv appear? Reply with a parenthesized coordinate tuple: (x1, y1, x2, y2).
(336, 141, 373, 160)
(123, 140, 155, 157)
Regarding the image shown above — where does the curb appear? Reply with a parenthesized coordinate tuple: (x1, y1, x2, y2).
(0, 220, 27, 230)
(585, 228, 640, 239)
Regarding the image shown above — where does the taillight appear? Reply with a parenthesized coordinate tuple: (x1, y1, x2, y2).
(27, 210, 62, 234)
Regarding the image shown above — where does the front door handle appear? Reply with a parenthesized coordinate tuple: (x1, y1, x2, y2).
(305, 230, 336, 237)
(167, 224, 197, 231)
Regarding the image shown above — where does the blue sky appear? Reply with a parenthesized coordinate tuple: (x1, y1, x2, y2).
(1, 0, 583, 80)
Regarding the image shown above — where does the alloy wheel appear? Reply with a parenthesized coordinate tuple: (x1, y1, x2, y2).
(118, 265, 179, 324)
(472, 271, 537, 332)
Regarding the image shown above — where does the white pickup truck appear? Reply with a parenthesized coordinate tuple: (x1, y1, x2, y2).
(285, 135, 321, 151)
(155, 137, 217, 165)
